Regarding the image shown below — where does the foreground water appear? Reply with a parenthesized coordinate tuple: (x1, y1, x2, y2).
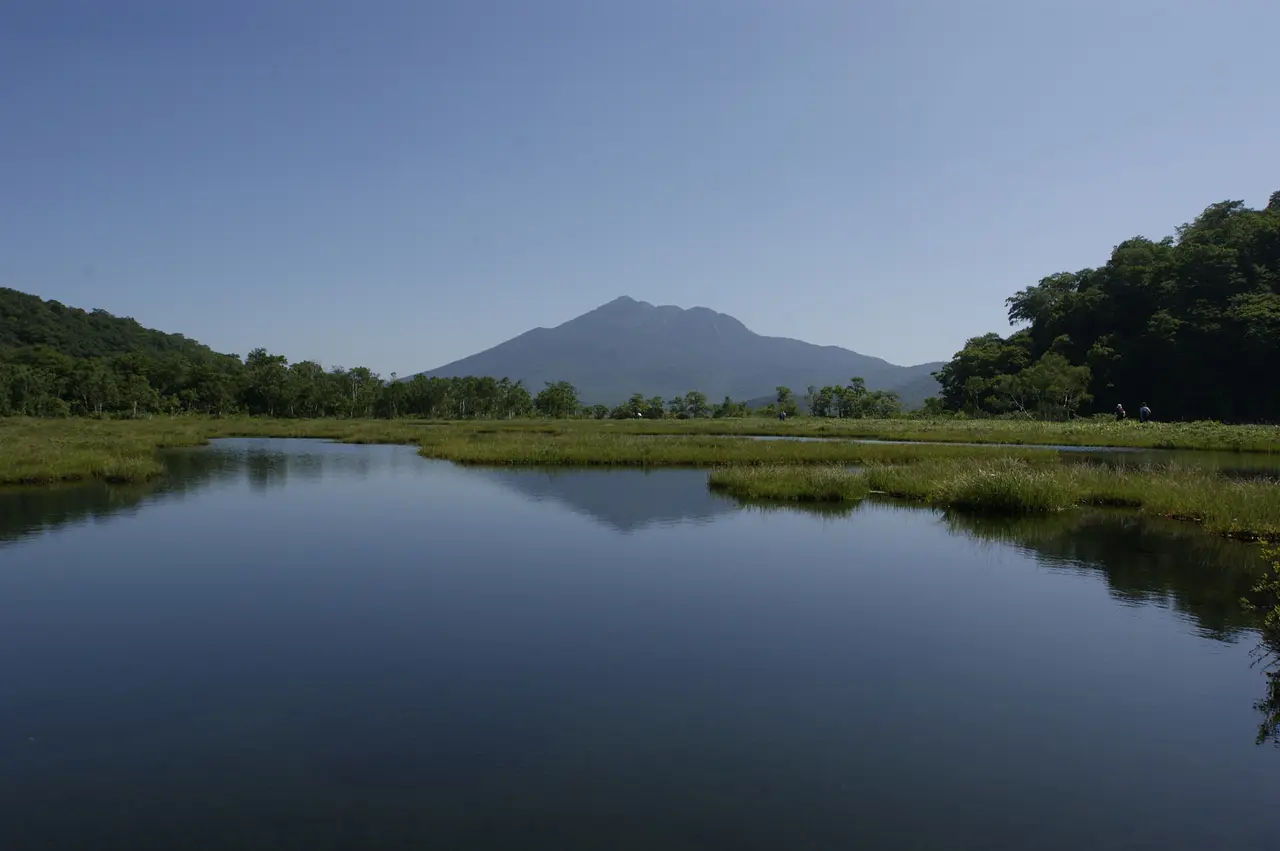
(1, 439, 1277, 850)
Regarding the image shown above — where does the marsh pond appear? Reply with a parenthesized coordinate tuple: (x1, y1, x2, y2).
(2, 439, 1277, 850)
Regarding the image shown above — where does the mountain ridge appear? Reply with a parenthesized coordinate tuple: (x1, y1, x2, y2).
(412, 296, 942, 407)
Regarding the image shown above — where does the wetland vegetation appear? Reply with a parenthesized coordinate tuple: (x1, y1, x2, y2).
(3, 415, 1275, 549)
(711, 457, 1280, 542)
(4, 415, 1277, 486)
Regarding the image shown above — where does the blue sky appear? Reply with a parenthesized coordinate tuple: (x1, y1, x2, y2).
(2, 0, 1276, 375)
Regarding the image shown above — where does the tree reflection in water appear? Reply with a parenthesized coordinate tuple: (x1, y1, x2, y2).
(1250, 645, 1279, 747)
(1242, 547, 1280, 746)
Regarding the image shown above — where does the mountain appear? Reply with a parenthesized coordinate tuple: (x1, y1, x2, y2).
(412, 296, 943, 407)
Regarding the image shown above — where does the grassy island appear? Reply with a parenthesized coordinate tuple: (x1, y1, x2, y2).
(709, 458, 1280, 542)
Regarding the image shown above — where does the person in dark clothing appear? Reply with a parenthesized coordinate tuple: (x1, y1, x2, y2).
(1115, 404, 1126, 421)
(1139, 403, 1151, 423)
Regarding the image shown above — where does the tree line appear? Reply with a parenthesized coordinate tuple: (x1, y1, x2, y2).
(935, 191, 1280, 421)
(0, 343, 905, 421)
(1, 287, 913, 420)
(0, 344, 557, 419)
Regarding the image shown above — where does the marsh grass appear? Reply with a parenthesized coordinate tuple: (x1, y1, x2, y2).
(707, 465, 870, 502)
(876, 459, 1280, 540)
(0, 417, 430, 485)
(0, 424, 180, 485)
(0, 417, 1052, 485)
(423, 416, 1280, 452)
(807, 417, 1280, 452)
(710, 457, 1280, 541)
(864, 458, 1092, 513)
(3, 414, 1278, 540)
(416, 430, 1058, 467)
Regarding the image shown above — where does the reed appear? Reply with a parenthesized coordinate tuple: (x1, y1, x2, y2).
(707, 457, 1280, 541)
(416, 430, 1057, 467)
(707, 465, 870, 502)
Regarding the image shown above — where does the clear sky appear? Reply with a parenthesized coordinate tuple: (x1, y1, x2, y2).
(2, 0, 1276, 375)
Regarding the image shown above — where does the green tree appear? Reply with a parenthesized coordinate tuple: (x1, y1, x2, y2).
(920, 397, 947, 417)
(775, 386, 797, 417)
(534, 381, 580, 418)
(69, 360, 118, 416)
(683, 390, 710, 418)
(499, 378, 533, 419)
(938, 191, 1280, 421)
(713, 395, 747, 418)
(244, 348, 289, 416)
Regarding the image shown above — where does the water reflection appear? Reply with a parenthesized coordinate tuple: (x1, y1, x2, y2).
(0, 439, 413, 546)
(717, 498, 1277, 746)
(3, 441, 1268, 650)
(229, 438, 384, 491)
(2, 438, 1277, 849)
(1, 481, 152, 546)
(473, 467, 737, 533)
(0, 449, 246, 546)
(1256, 649, 1280, 746)
(941, 510, 1266, 640)
(948, 509, 1279, 747)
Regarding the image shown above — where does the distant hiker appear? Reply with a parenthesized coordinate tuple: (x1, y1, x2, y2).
(778, 411, 787, 421)
(1115, 404, 1126, 421)
(1139, 403, 1151, 423)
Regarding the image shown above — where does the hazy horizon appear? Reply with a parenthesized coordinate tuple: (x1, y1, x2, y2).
(3, 0, 1276, 376)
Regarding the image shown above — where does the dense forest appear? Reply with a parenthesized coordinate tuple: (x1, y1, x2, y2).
(0, 288, 902, 420)
(935, 191, 1280, 422)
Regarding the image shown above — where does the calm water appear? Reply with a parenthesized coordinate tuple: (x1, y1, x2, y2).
(1, 439, 1277, 850)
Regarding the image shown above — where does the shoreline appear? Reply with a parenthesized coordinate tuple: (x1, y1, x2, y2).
(1, 418, 1277, 544)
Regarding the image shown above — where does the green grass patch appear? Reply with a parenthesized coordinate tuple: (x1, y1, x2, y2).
(864, 458, 1088, 513)
(0, 423, 180, 485)
(798, 417, 1280, 452)
(416, 429, 1058, 467)
(708, 465, 871, 503)
(3, 413, 1278, 529)
(868, 458, 1280, 540)
(708, 457, 1280, 542)
(0, 416, 431, 485)
(411, 416, 1280, 452)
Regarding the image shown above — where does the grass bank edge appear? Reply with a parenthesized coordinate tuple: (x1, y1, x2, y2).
(3, 415, 1278, 486)
(415, 431, 1061, 468)
(431, 416, 1280, 453)
(708, 459, 1280, 543)
(0, 417, 430, 486)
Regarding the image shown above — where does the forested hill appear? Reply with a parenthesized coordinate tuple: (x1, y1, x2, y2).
(1, 287, 225, 362)
(935, 191, 1280, 423)
(0, 287, 248, 416)
(0, 288, 918, 420)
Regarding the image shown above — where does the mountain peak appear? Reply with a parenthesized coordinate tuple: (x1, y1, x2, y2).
(417, 298, 942, 407)
(593, 295, 648, 314)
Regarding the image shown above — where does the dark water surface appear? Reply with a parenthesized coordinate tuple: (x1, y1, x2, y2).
(2, 439, 1277, 850)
